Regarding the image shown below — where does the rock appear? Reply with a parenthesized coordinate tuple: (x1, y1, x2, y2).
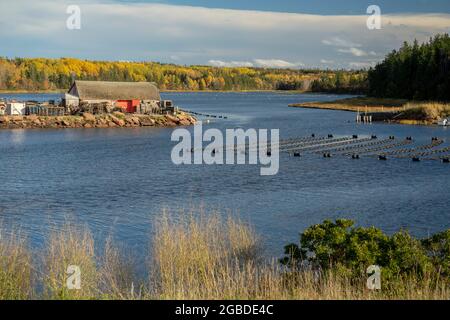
(27, 114, 38, 121)
(32, 119, 42, 126)
(141, 118, 156, 126)
(0, 116, 10, 123)
(166, 115, 180, 124)
(113, 111, 125, 118)
(82, 113, 96, 122)
(110, 115, 125, 127)
(83, 123, 92, 128)
(11, 115, 24, 121)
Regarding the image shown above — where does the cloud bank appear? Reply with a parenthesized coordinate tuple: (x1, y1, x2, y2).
(1, 0, 449, 69)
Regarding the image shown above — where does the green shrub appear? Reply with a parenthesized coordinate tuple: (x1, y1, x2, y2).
(280, 219, 446, 285)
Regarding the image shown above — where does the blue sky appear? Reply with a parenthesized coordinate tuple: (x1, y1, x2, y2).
(118, 0, 450, 14)
(1, 0, 450, 69)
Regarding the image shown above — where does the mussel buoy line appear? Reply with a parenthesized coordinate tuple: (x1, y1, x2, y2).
(379, 155, 387, 160)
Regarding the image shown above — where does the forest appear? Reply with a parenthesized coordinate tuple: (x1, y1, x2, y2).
(1, 34, 448, 98)
(0, 56, 365, 92)
(368, 34, 450, 101)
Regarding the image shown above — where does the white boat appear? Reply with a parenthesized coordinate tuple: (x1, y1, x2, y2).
(437, 118, 449, 126)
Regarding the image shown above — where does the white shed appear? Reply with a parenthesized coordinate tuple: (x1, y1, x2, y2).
(64, 93, 80, 108)
(6, 102, 26, 115)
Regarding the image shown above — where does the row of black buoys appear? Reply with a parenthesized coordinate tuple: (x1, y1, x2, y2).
(406, 136, 413, 141)
(371, 135, 377, 139)
(352, 154, 360, 159)
(443, 158, 450, 163)
(328, 134, 333, 138)
(323, 153, 332, 158)
(379, 155, 387, 160)
(389, 136, 395, 140)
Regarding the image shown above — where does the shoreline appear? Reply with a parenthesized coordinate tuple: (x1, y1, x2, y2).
(289, 96, 449, 125)
(0, 89, 311, 95)
(0, 112, 196, 130)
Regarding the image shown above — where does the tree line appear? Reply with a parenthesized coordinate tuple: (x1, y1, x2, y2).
(0, 57, 369, 93)
(0, 57, 341, 92)
(368, 34, 450, 101)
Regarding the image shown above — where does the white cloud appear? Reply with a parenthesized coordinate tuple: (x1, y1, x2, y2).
(322, 37, 361, 48)
(208, 60, 254, 67)
(338, 47, 369, 57)
(253, 59, 304, 68)
(320, 59, 335, 64)
(0, 1, 449, 68)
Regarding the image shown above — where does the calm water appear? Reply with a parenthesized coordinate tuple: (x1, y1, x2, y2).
(1, 92, 449, 257)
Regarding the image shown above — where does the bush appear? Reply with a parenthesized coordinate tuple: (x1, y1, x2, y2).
(280, 219, 445, 285)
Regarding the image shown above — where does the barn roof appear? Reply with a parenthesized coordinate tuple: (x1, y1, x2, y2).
(69, 81, 160, 101)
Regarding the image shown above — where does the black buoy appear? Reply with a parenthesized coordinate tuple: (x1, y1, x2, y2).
(352, 154, 360, 159)
(379, 155, 387, 161)
(389, 136, 395, 140)
(412, 157, 420, 162)
(311, 134, 315, 138)
(406, 136, 412, 141)
(267, 151, 272, 156)
(328, 134, 333, 138)
(371, 135, 377, 139)
(293, 152, 301, 157)
(442, 158, 449, 163)
(352, 135, 358, 139)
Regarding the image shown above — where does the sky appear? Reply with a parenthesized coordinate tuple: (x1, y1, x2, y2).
(1, 0, 450, 69)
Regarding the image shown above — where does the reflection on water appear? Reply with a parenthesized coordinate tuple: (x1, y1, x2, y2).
(0, 92, 449, 258)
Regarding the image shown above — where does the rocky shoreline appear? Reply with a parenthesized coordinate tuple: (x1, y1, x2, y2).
(0, 112, 196, 129)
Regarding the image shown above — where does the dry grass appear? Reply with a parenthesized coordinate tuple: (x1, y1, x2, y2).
(401, 102, 450, 121)
(0, 228, 33, 299)
(289, 97, 408, 112)
(290, 97, 450, 124)
(1, 212, 450, 300)
(149, 212, 450, 300)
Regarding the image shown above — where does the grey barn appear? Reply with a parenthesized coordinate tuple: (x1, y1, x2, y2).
(65, 80, 161, 113)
